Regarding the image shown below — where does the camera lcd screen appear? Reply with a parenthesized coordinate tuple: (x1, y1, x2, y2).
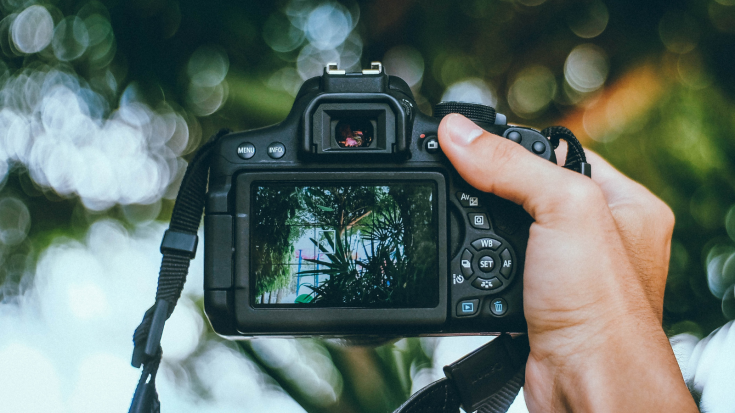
(251, 182, 439, 308)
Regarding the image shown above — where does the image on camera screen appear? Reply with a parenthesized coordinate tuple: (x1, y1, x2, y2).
(251, 182, 439, 307)
(335, 118, 374, 148)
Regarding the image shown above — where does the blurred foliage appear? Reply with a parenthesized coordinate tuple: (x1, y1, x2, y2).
(2, 0, 735, 412)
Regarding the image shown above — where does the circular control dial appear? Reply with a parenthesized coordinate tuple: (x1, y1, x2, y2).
(434, 101, 496, 124)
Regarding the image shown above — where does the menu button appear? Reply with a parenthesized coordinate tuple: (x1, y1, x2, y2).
(237, 142, 256, 159)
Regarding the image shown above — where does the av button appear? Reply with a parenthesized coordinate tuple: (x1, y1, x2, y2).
(469, 213, 490, 229)
(456, 191, 480, 208)
(457, 299, 479, 317)
(472, 277, 502, 291)
(500, 249, 513, 278)
(267, 142, 286, 159)
(472, 237, 501, 251)
(490, 298, 508, 316)
(237, 142, 256, 159)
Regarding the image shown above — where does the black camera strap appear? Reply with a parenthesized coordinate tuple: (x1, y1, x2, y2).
(128, 127, 588, 413)
(393, 333, 530, 413)
(129, 128, 232, 413)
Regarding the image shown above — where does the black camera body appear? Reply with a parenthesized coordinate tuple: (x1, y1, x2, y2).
(203, 63, 557, 338)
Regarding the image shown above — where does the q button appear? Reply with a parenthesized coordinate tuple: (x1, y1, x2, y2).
(267, 142, 286, 159)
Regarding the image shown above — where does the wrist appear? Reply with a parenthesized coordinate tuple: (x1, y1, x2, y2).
(524, 312, 698, 412)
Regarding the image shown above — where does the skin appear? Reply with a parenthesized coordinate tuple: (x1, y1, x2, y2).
(438, 114, 699, 412)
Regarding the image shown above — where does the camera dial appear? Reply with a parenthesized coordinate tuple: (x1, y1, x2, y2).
(434, 101, 507, 126)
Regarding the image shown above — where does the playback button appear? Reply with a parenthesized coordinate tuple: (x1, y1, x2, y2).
(457, 299, 479, 316)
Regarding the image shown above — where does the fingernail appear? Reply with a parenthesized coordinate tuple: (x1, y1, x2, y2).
(447, 114, 484, 146)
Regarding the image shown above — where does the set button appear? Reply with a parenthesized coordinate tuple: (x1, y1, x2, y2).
(478, 256, 494, 272)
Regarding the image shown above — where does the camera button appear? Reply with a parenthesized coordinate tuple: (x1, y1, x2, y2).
(471, 237, 501, 251)
(532, 141, 546, 154)
(507, 131, 522, 143)
(471, 276, 502, 291)
(237, 142, 256, 159)
(500, 249, 513, 279)
(478, 256, 495, 272)
(460, 249, 474, 277)
(490, 298, 508, 316)
(425, 136, 440, 153)
(457, 299, 479, 316)
(456, 191, 481, 208)
(267, 142, 286, 159)
(468, 213, 490, 229)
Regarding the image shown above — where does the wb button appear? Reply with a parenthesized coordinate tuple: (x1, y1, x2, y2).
(457, 299, 479, 317)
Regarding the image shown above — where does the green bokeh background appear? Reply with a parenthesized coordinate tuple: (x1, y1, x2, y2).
(1, 0, 734, 412)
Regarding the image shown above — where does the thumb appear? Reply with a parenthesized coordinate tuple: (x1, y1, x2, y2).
(437, 114, 598, 223)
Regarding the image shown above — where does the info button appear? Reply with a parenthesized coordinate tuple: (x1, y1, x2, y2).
(267, 142, 286, 159)
(457, 299, 479, 317)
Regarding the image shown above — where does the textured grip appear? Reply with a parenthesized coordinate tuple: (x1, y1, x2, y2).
(434, 102, 496, 124)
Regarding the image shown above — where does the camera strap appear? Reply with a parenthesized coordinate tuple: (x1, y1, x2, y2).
(128, 127, 588, 413)
(393, 333, 530, 413)
(128, 127, 232, 413)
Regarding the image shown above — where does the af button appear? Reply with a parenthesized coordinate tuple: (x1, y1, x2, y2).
(499, 249, 513, 279)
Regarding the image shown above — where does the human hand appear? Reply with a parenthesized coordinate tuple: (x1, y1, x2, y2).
(438, 114, 698, 412)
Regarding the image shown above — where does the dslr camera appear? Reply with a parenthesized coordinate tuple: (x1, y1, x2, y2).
(203, 62, 559, 337)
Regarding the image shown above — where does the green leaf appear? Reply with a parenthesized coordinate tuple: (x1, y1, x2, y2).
(294, 294, 314, 303)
